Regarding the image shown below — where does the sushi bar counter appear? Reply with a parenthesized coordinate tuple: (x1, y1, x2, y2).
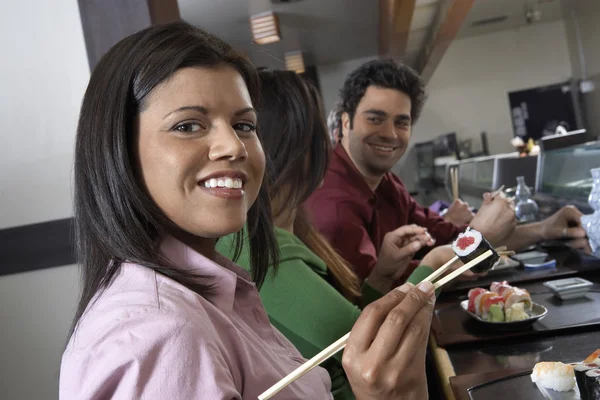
(429, 246, 600, 400)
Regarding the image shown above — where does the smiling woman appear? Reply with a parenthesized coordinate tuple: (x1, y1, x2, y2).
(60, 21, 437, 400)
(60, 22, 334, 399)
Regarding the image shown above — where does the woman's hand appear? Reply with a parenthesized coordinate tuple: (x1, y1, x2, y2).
(374, 225, 435, 280)
(343, 281, 436, 400)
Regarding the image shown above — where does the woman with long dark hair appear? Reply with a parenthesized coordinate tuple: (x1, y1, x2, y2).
(217, 70, 455, 399)
(61, 22, 437, 400)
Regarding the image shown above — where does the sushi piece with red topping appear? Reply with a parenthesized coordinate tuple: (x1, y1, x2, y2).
(452, 228, 500, 273)
(467, 288, 487, 313)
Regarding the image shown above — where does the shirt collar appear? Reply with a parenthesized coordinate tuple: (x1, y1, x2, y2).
(159, 236, 253, 312)
(333, 144, 391, 199)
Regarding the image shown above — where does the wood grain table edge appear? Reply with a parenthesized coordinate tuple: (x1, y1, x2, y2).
(430, 334, 457, 400)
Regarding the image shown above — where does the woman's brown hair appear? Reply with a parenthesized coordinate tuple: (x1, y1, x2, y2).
(257, 69, 361, 301)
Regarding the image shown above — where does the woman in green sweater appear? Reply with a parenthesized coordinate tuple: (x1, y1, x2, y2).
(217, 70, 457, 399)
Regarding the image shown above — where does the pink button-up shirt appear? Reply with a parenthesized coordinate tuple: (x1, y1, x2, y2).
(60, 237, 332, 399)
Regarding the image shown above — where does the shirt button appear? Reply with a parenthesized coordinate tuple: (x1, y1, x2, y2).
(252, 309, 261, 323)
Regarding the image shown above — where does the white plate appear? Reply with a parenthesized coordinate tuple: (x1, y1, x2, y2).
(535, 381, 581, 400)
(460, 299, 548, 329)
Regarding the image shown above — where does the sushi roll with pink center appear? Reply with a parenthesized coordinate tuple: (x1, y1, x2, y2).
(452, 228, 500, 274)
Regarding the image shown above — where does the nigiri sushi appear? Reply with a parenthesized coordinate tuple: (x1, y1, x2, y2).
(452, 228, 500, 273)
(531, 361, 576, 392)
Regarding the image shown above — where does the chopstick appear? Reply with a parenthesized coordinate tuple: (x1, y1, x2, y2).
(258, 333, 351, 400)
(421, 255, 459, 284)
(451, 167, 459, 201)
(432, 251, 493, 289)
(491, 185, 505, 199)
(258, 250, 493, 400)
(498, 250, 515, 257)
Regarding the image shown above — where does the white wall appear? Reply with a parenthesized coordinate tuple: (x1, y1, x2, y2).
(0, 0, 88, 398)
(563, 0, 600, 136)
(393, 20, 573, 190)
(318, 55, 377, 116)
(0, 265, 80, 399)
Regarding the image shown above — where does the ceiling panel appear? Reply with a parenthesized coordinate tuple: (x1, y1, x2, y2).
(457, 0, 564, 38)
(178, 0, 379, 68)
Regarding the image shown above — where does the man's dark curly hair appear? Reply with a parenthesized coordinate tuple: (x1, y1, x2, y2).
(339, 59, 426, 128)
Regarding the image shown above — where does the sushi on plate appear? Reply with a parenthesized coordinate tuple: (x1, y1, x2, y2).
(530, 361, 576, 392)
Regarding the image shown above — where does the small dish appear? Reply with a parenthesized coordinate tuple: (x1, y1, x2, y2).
(543, 278, 594, 301)
(460, 300, 548, 329)
(491, 255, 521, 272)
(512, 251, 549, 265)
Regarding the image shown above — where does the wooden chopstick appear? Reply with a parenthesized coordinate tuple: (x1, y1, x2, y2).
(498, 250, 515, 257)
(433, 250, 493, 289)
(422, 255, 459, 284)
(258, 250, 493, 399)
(491, 185, 505, 199)
(258, 333, 350, 400)
(451, 168, 459, 201)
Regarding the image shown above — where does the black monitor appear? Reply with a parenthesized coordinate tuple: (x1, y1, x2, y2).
(433, 132, 460, 160)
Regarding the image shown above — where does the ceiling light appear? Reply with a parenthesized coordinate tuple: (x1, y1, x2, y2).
(285, 51, 305, 74)
(249, 11, 281, 45)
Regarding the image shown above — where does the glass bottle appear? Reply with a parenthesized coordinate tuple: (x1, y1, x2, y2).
(515, 176, 539, 223)
(581, 168, 600, 255)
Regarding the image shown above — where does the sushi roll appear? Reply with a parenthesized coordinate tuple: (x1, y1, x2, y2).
(482, 294, 504, 322)
(474, 291, 495, 316)
(490, 281, 509, 293)
(585, 368, 600, 400)
(467, 288, 487, 313)
(574, 363, 600, 400)
(531, 361, 576, 392)
(504, 288, 532, 311)
(452, 228, 500, 273)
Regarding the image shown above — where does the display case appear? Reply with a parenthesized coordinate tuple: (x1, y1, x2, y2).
(445, 153, 538, 207)
(536, 140, 600, 205)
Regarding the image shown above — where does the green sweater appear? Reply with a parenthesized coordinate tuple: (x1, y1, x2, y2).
(216, 227, 434, 400)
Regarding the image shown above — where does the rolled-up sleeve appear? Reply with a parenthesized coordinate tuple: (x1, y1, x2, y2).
(60, 311, 240, 400)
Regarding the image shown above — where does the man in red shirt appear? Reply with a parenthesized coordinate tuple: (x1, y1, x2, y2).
(306, 59, 586, 283)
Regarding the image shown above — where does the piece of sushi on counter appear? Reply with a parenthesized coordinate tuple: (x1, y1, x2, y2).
(575, 363, 600, 400)
(585, 368, 600, 400)
(452, 228, 500, 273)
(577, 349, 600, 400)
(530, 361, 576, 392)
(534, 349, 600, 398)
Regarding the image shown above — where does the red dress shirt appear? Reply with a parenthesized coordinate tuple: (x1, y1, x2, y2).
(306, 144, 463, 283)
